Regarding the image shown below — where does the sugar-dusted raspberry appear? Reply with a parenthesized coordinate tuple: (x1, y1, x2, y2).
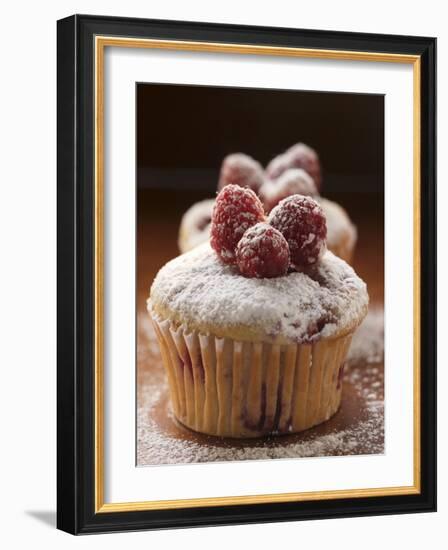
(211, 184, 265, 264)
(260, 168, 318, 212)
(218, 153, 265, 194)
(266, 143, 322, 190)
(268, 194, 327, 269)
(236, 222, 290, 278)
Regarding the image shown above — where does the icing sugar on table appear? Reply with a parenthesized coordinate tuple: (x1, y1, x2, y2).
(137, 307, 384, 465)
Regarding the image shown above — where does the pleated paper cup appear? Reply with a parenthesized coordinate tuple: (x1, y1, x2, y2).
(150, 310, 354, 439)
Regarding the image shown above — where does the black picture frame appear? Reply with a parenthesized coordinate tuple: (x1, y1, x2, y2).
(57, 14, 436, 534)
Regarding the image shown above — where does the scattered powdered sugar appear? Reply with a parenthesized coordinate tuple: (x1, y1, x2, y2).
(137, 307, 384, 466)
(137, 403, 383, 465)
(149, 243, 369, 344)
(137, 314, 161, 360)
(347, 306, 384, 366)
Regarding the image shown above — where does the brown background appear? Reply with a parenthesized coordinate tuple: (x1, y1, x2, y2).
(137, 83, 384, 192)
(137, 83, 384, 305)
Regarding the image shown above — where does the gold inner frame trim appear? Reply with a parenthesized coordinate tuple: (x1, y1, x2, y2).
(94, 35, 421, 513)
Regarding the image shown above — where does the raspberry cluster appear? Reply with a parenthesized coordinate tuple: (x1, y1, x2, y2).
(218, 153, 265, 194)
(210, 184, 327, 278)
(268, 195, 327, 269)
(217, 144, 321, 214)
(260, 168, 318, 213)
(210, 185, 265, 265)
(266, 143, 322, 191)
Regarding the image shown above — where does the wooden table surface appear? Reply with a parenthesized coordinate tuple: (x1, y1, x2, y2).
(136, 190, 384, 465)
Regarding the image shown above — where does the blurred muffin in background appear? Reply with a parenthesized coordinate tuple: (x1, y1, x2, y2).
(178, 144, 357, 263)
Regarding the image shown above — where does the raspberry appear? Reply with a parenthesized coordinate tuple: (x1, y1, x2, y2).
(210, 184, 265, 264)
(268, 195, 327, 269)
(266, 143, 322, 190)
(236, 223, 290, 278)
(218, 153, 265, 194)
(260, 168, 318, 212)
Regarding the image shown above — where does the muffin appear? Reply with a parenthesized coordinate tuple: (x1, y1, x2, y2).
(320, 197, 357, 264)
(149, 188, 368, 438)
(178, 196, 357, 263)
(177, 198, 213, 253)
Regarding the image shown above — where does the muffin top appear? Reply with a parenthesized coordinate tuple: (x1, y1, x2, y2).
(149, 243, 368, 344)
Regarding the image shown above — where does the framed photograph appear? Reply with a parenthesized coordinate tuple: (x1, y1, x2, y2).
(57, 14, 436, 534)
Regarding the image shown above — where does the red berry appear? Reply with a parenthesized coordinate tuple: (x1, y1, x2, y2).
(236, 223, 290, 278)
(266, 143, 322, 190)
(268, 195, 327, 269)
(210, 184, 265, 264)
(260, 168, 318, 212)
(218, 153, 265, 193)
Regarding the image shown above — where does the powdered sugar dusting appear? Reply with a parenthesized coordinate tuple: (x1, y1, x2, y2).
(137, 307, 384, 465)
(138, 406, 383, 464)
(150, 243, 368, 344)
(266, 142, 322, 190)
(261, 168, 318, 212)
(268, 195, 327, 268)
(236, 222, 289, 278)
(348, 306, 384, 366)
(218, 153, 265, 193)
(210, 184, 265, 265)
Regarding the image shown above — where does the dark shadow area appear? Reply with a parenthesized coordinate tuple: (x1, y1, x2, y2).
(137, 82, 384, 194)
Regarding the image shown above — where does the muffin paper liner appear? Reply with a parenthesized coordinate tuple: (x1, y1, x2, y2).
(151, 312, 354, 438)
